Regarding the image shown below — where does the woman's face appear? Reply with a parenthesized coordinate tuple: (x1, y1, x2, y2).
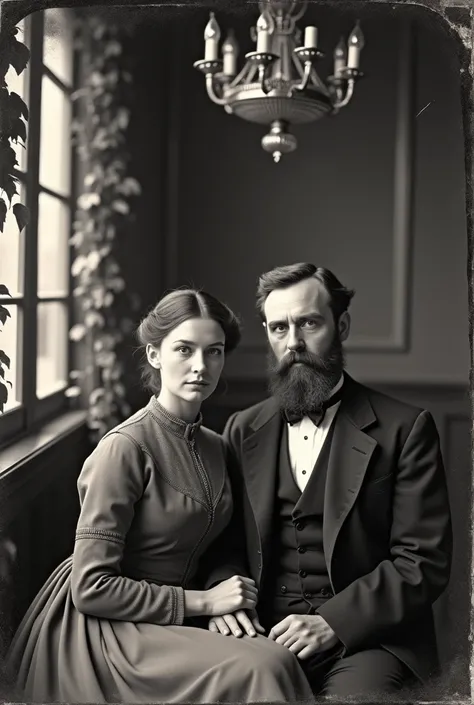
(146, 317, 226, 417)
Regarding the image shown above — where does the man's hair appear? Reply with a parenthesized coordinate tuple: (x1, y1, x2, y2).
(256, 262, 355, 323)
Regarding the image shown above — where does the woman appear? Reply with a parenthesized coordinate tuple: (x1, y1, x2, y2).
(6, 288, 314, 704)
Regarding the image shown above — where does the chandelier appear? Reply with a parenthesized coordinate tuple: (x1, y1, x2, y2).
(194, 0, 365, 162)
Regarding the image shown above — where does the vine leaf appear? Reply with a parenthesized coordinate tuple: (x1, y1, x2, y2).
(11, 116, 27, 144)
(0, 306, 11, 325)
(69, 324, 86, 341)
(0, 350, 11, 369)
(13, 202, 29, 232)
(9, 35, 30, 75)
(3, 175, 18, 205)
(9, 91, 28, 120)
(0, 381, 7, 411)
(0, 285, 11, 296)
(0, 198, 7, 233)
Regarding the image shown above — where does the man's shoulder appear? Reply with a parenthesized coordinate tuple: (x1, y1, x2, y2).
(230, 397, 277, 428)
(354, 378, 424, 423)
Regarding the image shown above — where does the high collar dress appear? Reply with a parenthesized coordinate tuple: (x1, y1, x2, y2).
(5, 397, 314, 704)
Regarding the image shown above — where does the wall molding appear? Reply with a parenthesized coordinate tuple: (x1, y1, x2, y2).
(239, 20, 417, 356)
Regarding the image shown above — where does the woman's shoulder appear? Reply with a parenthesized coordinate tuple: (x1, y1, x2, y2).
(99, 401, 163, 449)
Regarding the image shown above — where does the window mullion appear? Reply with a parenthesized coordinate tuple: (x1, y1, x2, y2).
(22, 12, 44, 429)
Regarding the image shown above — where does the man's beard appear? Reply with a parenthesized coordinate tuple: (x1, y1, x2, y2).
(267, 333, 345, 417)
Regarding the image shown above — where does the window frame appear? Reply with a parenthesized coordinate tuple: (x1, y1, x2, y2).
(0, 10, 77, 449)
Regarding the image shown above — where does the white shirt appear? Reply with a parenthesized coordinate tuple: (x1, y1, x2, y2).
(287, 376, 344, 492)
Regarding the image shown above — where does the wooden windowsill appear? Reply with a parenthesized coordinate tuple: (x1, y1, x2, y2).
(0, 410, 89, 476)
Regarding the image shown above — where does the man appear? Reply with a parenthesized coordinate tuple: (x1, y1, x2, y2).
(207, 262, 452, 697)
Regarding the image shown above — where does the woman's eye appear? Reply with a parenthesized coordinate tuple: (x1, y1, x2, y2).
(208, 348, 223, 356)
(177, 346, 191, 355)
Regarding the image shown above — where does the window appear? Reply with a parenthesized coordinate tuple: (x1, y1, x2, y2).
(0, 9, 75, 446)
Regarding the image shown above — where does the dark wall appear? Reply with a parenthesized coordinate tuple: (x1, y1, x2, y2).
(0, 421, 91, 662)
(124, 3, 468, 388)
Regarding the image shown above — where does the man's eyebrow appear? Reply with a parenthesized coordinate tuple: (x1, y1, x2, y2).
(268, 313, 323, 326)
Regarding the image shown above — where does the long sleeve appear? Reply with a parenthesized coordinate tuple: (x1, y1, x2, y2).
(70, 431, 185, 625)
(200, 415, 250, 589)
(318, 410, 453, 652)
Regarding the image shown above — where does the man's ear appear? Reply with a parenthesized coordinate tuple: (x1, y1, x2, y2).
(338, 311, 351, 342)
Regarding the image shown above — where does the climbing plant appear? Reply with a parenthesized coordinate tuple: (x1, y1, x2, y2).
(0, 24, 30, 413)
(69, 14, 141, 439)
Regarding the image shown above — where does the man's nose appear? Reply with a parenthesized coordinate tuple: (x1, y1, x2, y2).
(286, 328, 305, 352)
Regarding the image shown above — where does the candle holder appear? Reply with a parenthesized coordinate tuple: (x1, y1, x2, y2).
(327, 67, 364, 111)
(291, 46, 324, 94)
(193, 59, 224, 76)
(244, 51, 278, 95)
(193, 59, 228, 106)
(193, 1, 366, 161)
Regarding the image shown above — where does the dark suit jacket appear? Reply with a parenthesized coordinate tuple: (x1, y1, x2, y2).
(207, 374, 452, 683)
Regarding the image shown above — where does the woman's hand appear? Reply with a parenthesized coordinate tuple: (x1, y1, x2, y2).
(208, 609, 265, 637)
(205, 575, 258, 617)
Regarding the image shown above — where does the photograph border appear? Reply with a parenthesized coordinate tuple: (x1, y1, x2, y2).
(0, 0, 472, 701)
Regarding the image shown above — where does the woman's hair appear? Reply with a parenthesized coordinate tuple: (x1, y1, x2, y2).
(136, 288, 241, 395)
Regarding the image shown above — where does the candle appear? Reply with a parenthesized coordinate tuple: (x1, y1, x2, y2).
(222, 31, 238, 75)
(333, 37, 346, 76)
(304, 26, 318, 49)
(204, 12, 221, 62)
(347, 22, 365, 69)
(256, 11, 271, 54)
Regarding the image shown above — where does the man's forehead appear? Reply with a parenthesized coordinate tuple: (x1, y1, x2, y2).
(264, 278, 329, 319)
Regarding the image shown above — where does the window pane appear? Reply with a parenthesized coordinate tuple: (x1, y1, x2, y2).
(38, 192, 70, 297)
(0, 188, 26, 297)
(43, 8, 73, 86)
(1, 305, 22, 411)
(37, 302, 68, 399)
(39, 75, 72, 196)
(5, 19, 29, 172)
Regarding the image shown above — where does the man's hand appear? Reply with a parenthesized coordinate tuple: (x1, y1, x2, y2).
(268, 614, 339, 659)
(208, 609, 266, 638)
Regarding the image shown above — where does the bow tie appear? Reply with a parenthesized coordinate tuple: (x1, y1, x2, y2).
(282, 385, 345, 427)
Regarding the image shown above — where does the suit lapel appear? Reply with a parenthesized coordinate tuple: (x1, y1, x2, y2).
(323, 376, 378, 582)
(242, 398, 282, 564)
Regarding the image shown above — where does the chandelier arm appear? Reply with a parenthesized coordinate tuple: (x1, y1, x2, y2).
(205, 75, 228, 106)
(290, 1, 307, 22)
(258, 64, 273, 95)
(291, 61, 312, 92)
(332, 78, 355, 110)
(309, 67, 330, 95)
(246, 64, 258, 83)
(229, 61, 254, 89)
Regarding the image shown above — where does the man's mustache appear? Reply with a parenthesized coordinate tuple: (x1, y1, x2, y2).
(276, 350, 328, 375)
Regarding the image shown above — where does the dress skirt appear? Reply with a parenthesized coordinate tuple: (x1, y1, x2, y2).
(7, 558, 314, 704)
